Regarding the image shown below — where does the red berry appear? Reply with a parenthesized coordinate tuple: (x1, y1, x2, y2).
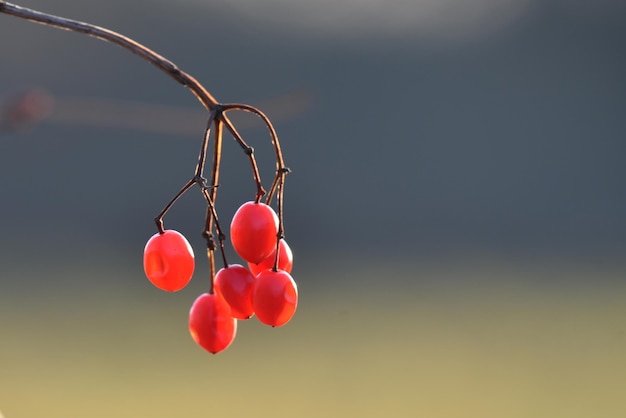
(248, 239, 293, 276)
(230, 202, 279, 264)
(253, 270, 298, 327)
(214, 265, 256, 319)
(189, 293, 237, 354)
(143, 230, 194, 292)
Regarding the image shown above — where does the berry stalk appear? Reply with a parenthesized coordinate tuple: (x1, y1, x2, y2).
(3, 0, 298, 353)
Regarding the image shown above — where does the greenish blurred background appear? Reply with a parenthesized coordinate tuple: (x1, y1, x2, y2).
(1, 0, 626, 417)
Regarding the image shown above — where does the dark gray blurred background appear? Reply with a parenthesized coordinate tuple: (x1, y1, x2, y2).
(2, 0, 625, 274)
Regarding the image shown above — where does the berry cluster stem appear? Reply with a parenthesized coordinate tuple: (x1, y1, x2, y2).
(1, 0, 291, 287)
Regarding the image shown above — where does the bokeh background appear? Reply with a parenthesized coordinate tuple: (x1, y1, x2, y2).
(1, 0, 626, 416)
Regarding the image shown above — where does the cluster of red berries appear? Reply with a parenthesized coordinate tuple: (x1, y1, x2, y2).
(0, 0, 296, 356)
(143, 201, 297, 354)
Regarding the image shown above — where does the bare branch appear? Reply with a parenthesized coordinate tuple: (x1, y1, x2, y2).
(0, 2, 217, 110)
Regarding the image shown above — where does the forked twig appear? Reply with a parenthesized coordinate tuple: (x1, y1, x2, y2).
(0, 1, 290, 286)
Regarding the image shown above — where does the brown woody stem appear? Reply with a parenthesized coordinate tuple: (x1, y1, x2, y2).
(1, 1, 291, 280)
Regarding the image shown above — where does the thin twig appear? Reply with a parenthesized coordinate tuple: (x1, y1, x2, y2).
(0, 2, 259, 187)
(203, 117, 226, 292)
(0, 2, 217, 110)
(222, 104, 290, 206)
(1, 1, 292, 280)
